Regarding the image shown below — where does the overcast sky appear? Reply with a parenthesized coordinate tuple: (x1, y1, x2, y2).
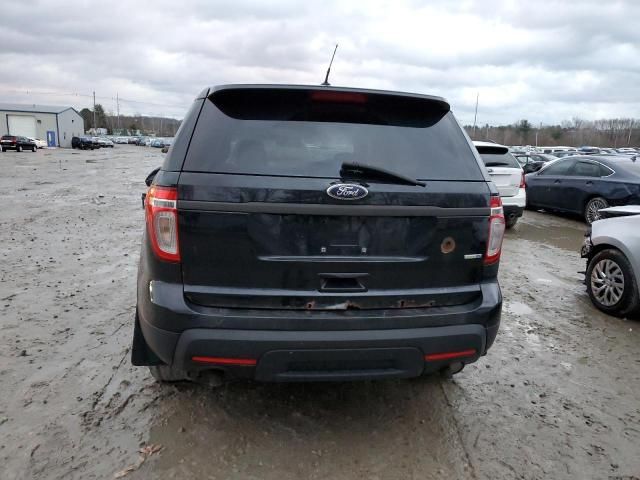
(1, 0, 638, 124)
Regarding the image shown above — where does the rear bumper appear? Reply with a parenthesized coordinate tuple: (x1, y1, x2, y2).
(135, 279, 502, 381)
(502, 187, 526, 219)
(141, 320, 495, 381)
(501, 187, 526, 207)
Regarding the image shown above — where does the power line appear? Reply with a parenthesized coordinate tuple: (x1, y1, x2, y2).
(0, 88, 186, 109)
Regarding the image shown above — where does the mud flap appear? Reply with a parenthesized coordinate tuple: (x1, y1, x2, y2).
(131, 312, 163, 366)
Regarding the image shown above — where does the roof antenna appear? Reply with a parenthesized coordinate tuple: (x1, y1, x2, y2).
(321, 44, 339, 86)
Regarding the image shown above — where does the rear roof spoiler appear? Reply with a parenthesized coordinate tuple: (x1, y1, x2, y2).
(205, 84, 450, 112)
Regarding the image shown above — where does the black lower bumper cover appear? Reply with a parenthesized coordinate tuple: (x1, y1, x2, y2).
(503, 205, 524, 218)
(137, 316, 498, 382)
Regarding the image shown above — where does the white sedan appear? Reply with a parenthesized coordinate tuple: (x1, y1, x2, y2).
(28, 138, 48, 149)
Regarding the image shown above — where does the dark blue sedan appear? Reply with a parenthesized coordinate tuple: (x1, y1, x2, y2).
(525, 155, 640, 224)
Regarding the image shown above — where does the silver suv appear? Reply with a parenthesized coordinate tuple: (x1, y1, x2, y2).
(581, 206, 640, 318)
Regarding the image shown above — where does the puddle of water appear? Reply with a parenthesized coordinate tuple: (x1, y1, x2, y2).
(508, 212, 586, 252)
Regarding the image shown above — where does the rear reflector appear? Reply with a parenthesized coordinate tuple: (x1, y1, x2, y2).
(192, 356, 257, 366)
(424, 349, 477, 361)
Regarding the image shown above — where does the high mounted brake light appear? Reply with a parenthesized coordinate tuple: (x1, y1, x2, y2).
(145, 186, 180, 262)
(310, 91, 368, 104)
(484, 195, 505, 265)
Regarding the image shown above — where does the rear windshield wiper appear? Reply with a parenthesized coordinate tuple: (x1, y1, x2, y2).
(340, 162, 426, 187)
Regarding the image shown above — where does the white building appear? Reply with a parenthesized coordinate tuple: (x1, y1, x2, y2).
(0, 103, 84, 148)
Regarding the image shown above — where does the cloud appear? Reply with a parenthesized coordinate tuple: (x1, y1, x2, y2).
(0, 0, 638, 124)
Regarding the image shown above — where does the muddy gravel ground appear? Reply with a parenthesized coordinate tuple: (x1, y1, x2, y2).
(1, 147, 639, 480)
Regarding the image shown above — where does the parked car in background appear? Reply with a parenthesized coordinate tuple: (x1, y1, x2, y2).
(474, 141, 525, 228)
(71, 136, 97, 150)
(540, 146, 574, 154)
(578, 146, 601, 155)
(525, 155, 640, 224)
(581, 206, 640, 318)
(616, 148, 638, 156)
(555, 150, 580, 158)
(150, 138, 164, 148)
(114, 137, 129, 144)
(1, 135, 37, 152)
(136, 137, 148, 146)
(128, 137, 139, 144)
(97, 138, 114, 148)
(28, 137, 47, 149)
(514, 152, 557, 173)
(133, 84, 505, 384)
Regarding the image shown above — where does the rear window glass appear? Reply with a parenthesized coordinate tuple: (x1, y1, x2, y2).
(182, 89, 483, 181)
(479, 152, 521, 169)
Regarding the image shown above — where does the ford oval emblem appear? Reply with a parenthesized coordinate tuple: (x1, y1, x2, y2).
(326, 183, 369, 201)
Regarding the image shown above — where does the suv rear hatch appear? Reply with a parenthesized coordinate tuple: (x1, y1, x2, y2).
(475, 145, 522, 197)
(176, 86, 492, 311)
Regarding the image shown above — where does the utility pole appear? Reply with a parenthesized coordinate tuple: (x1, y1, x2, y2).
(472, 92, 479, 138)
(628, 120, 634, 146)
(535, 122, 541, 147)
(92, 91, 96, 131)
(116, 93, 120, 132)
(159, 115, 163, 137)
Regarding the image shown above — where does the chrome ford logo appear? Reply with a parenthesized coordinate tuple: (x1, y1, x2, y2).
(326, 183, 369, 201)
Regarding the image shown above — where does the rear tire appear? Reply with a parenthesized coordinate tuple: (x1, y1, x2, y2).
(439, 362, 465, 379)
(586, 248, 640, 318)
(16, 145, 22, 152)
(1, 148, 5, 152)
(505, 216, 518, 229)
(148, 365, 189, 382)
(32, 146, 37, 152)
(585, 197, 608, 224)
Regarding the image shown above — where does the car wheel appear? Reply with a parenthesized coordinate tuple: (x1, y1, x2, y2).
(505, 216, 518, 229)
(1, 148, 5, 152)
(586, 249, 640, 318)
(148, 365, 188, 382)
(32, 146, 37, 152)
(585, 197, 608, 224)
(16, 145, 22, 152)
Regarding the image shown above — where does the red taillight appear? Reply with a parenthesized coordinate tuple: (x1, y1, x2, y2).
(145, 185, 180, 262)
(192, 356, 257, 366)
(484, 196, 505, 265)
(520, 172, 526, 189)
(310, 91, 368, 104)
(424, 349, 477, 361)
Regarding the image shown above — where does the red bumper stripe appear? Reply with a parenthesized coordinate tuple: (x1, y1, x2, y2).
(192, 356, 257, 366)
(424, 349, 477, 361)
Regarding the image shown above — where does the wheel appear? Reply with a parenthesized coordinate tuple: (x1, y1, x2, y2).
(16, 145, 22, 152)
(586, 249, 640, 318)
(1, 148, 5, 152)
(148, 365, 188, 382)
(439, 362, 465, 379)
(585, 197, 608, 224)
(505, 216, 518, 229)
(32, 146, 37, 152)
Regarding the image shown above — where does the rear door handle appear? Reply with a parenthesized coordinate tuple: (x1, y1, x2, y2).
(553, 179, 562, 184)
(586, 180, 593, 185)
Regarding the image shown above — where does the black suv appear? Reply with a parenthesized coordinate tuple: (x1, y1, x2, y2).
(71, 136, 97, 150)
(133, 85, 504, 384)
(1, 135, 37, 152)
